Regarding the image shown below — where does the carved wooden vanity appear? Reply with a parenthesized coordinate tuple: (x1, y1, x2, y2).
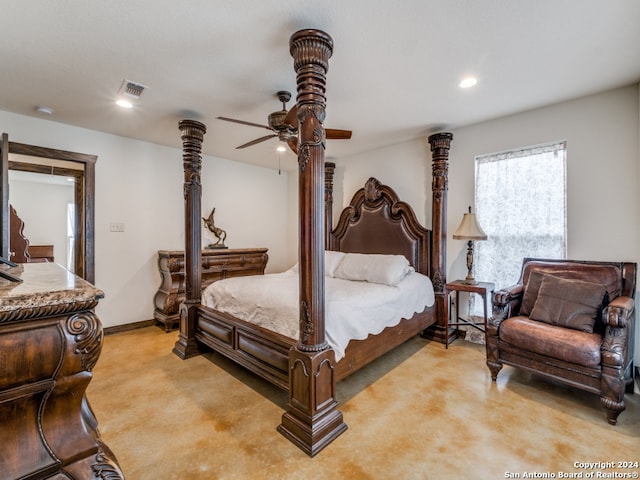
(153, 248, 268, 331)
(0, 263, 124, 479)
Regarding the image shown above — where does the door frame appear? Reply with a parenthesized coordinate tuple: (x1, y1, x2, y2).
(1, 137, 96, 283)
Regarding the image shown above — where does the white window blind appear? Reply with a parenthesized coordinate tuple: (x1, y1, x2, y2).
(471, 141, 567, 313)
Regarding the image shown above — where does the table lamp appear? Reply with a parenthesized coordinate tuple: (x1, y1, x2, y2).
(453, 206, 487, 284)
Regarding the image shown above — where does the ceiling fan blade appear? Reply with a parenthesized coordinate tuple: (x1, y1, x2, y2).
(236, 134, 277, 149)
(217, 116, 271, 130)
(287, 138, 298, 154)
(326, 129, 352, 140)
(283, 105, 298, 128)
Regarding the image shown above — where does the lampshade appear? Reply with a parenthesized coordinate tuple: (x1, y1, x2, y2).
(452, 209, 487, 241)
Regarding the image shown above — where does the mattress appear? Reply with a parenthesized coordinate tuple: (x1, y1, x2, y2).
(201, 269, 435, 360)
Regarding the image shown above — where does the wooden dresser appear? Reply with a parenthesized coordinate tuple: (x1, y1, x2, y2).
(0, 263, 124, 479)
(153, 248, 268, 331)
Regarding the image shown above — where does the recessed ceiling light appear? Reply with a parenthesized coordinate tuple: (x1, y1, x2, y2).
(116, 99, 133, 109)
(35, 106, 53, 115)
(276, 145, 287, 152)
(459, 77, 478, 89)
(115, 79, 149, 109)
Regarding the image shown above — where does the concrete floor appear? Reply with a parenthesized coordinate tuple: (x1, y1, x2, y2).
(87, 326, 639, 480)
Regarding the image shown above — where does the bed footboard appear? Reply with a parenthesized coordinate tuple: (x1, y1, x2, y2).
(196, 306, 294, 390)
(335, 307, 437, 381)
(195, 304, 437, 390)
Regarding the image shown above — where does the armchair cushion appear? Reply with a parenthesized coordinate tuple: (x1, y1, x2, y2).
(500, 316, 602, 368)
(529, 275, 607, 333)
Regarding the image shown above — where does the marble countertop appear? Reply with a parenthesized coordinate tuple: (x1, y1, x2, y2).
(0, 263, 104, 314)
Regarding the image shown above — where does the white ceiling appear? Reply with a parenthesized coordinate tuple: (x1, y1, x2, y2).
(1, 1, 639, 171)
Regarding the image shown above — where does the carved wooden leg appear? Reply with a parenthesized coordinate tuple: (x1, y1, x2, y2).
(600, 397, 625, 425)
(172, 301, 203, 359)
(600, 365, 626, 425)
(487, 360, 503, 381)
(278, 346, 348, 457)
(485, 334, 502, 381)
(421, 292, 458, 345)
(600, 326, 629, 425)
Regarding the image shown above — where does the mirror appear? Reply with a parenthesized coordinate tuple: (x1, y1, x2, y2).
(1, 137, 96, 283)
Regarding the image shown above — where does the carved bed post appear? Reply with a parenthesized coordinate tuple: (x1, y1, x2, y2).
(278, 29, 347, 457)
(173, 119, 207, 359)
(324, 161, 335, 250)
(422, 132, 455, 344)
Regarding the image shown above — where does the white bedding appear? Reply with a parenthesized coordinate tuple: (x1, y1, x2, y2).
(201, 270, 435, 360)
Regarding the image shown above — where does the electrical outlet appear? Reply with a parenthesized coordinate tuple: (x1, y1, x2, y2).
(109, 222, 125, 232)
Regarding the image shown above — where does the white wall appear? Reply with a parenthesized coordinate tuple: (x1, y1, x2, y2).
(333, 140, 433, 228)
(334, 83, 640, 363)
(0, 110, 290, 328)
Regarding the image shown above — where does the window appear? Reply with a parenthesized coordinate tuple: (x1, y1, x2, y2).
(471, 141, 567, 313)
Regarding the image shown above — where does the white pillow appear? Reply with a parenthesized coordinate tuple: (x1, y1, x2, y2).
(333, 253, 413, 286)
(287, 251, 346, 277)
(325, 250, 346, 277)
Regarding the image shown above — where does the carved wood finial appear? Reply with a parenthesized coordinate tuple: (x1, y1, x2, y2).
(429, 132, 453, 201)
(289, 29, 333, 105)
(364, 177, 383, 202)
(179, 119, 207, 194)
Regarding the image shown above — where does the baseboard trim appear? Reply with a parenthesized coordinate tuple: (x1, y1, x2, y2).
(104, 319, 155, 335)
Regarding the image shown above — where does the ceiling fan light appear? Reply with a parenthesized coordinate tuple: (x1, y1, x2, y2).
(276, 144, 286, 152)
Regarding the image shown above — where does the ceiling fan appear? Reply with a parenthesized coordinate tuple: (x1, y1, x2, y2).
(217, 90, 352, 153)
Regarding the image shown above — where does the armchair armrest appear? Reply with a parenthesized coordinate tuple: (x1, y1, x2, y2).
(493, 284, 523, 304)
(603, 296, 634, 328)
(492, 284, 524, 318)
(601, 296, 635, 375)
(488, 284, 524, 336)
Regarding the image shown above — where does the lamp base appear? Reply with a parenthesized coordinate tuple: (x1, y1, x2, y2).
(462, 276, 478, 285)
(463, 240, 479, 285)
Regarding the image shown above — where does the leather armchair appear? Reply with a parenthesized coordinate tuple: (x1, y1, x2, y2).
(486, 258, 637, 425)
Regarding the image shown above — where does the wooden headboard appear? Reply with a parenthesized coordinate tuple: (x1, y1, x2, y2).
(9, 205, 54, 263)
(9, 205, 30, 262)
(330, 178, 430, 276)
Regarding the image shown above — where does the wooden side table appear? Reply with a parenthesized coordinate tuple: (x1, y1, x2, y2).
(444, 280, 495, 348)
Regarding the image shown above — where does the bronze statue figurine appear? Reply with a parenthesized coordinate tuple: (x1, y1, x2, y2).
(202, 208, 227, 249)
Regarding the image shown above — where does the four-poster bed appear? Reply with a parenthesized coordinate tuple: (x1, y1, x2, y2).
(173, 29, 453, 456)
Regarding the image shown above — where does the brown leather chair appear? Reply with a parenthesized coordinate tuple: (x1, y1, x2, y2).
(486, 258, 636, 425)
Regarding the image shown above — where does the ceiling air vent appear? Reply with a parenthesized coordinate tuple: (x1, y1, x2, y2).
(118, 79, 149, 100)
